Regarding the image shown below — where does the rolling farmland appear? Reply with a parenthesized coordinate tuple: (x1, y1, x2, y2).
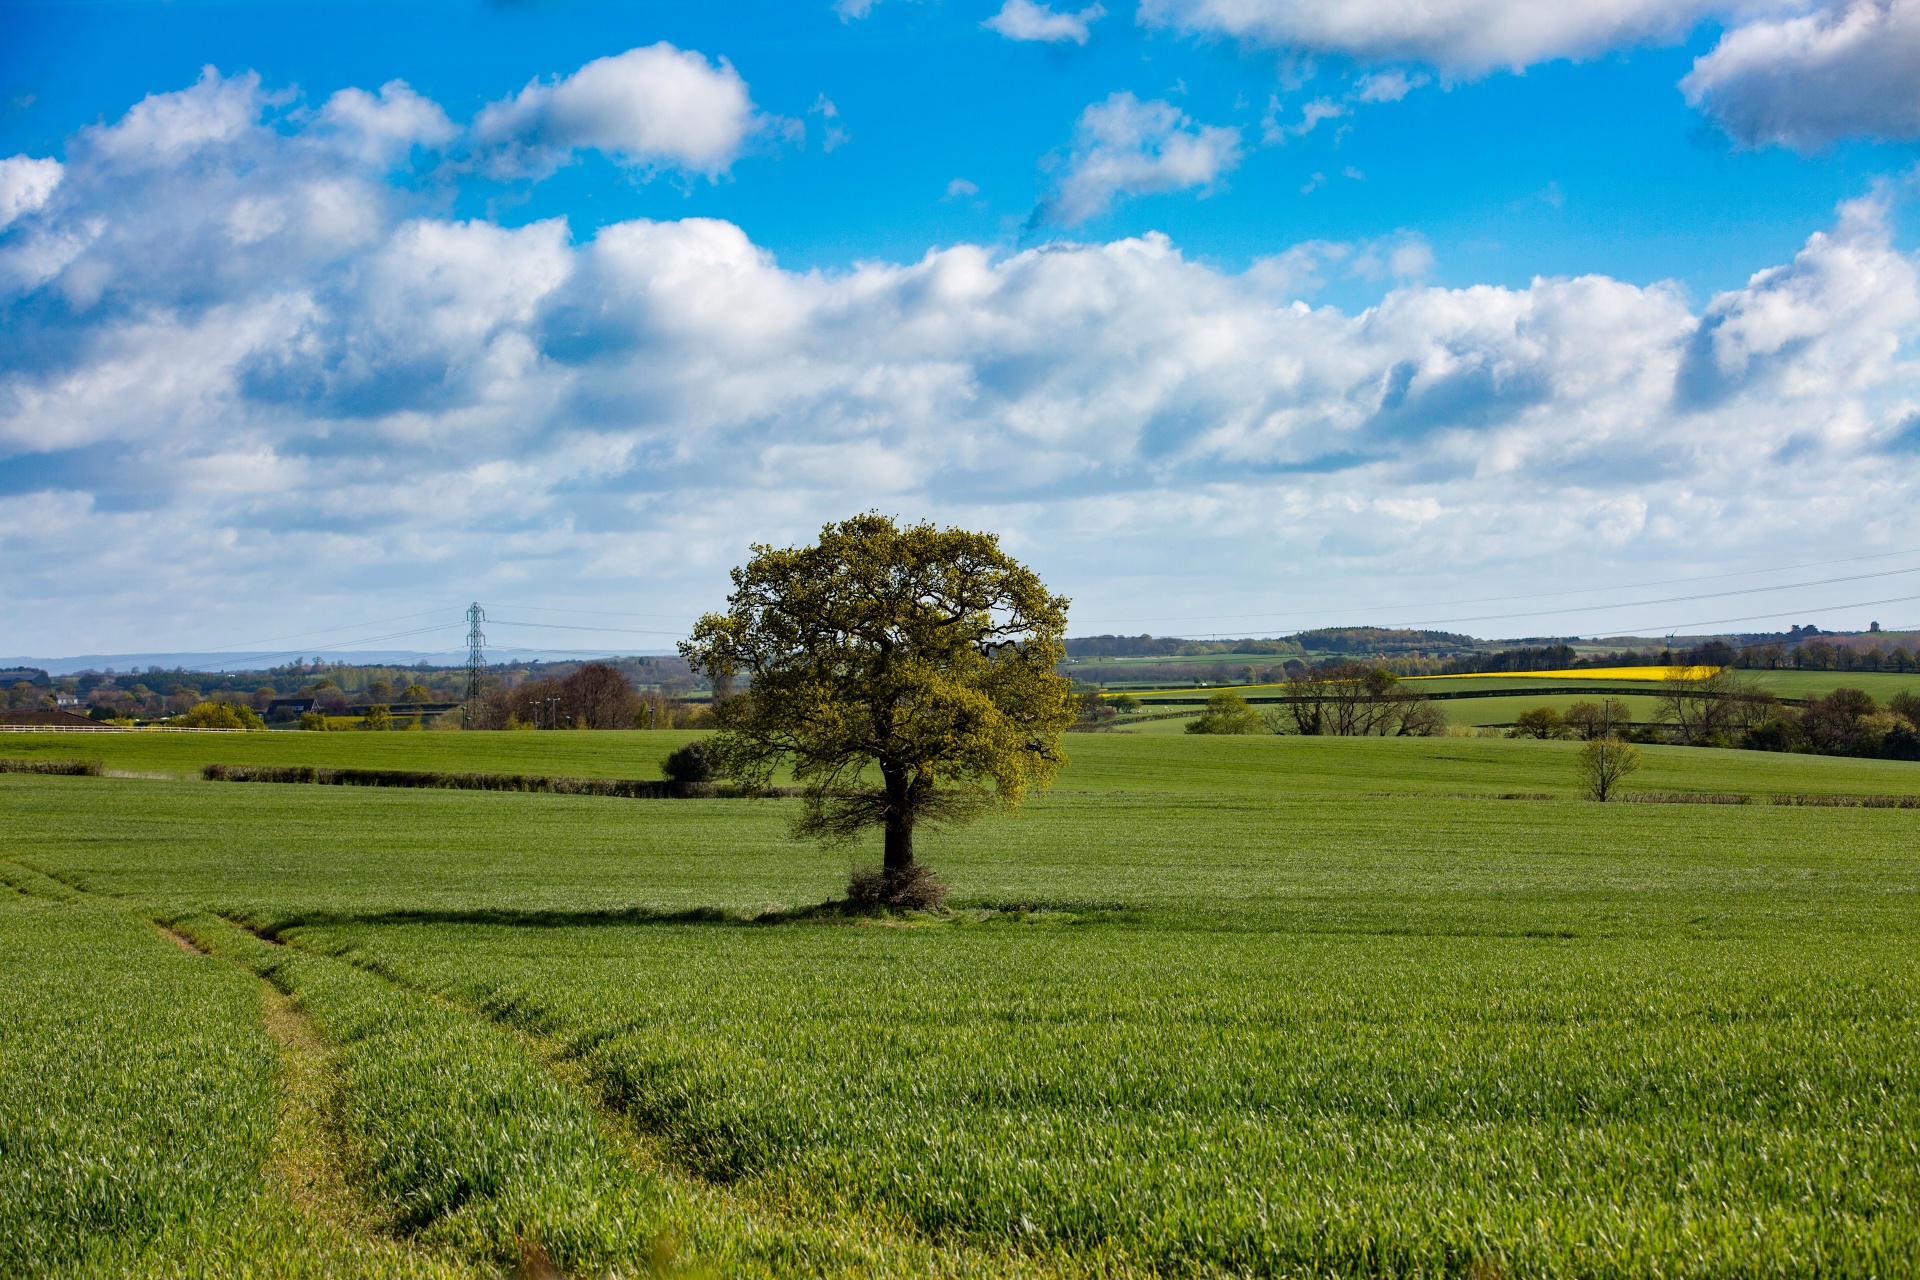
(4, 732, 1920, 1276)
(1110, 668, 1920, 730)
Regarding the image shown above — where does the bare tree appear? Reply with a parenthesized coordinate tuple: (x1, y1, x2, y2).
(1656, 667, 1768, 744)
(561, 662, 641, 728)
(1279, 663, 1442, 736)
(1282, 667, 1331, 734)
(1564, 698, 1634, 740)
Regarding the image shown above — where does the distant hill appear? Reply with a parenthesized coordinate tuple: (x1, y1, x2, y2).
(1064, 628, 1478, 660)
(0, 648, 678, 677)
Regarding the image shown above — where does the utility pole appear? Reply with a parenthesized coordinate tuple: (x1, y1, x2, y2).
(463, 602, 486, 729)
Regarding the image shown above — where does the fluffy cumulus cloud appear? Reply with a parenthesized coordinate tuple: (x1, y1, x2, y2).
(2, 67, 1920, 650)
(0, 156, 63, 230)
(1042, 93, 1242, 224)
(1136, 0, 1782, 74)
(985, 0, 1108, 44)
(318, 81, 459, 166)
(1683, 1, 1920, 150)
(473, 43, 764, 178)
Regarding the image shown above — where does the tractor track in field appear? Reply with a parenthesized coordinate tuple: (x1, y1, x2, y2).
(151, 920, 209, 954)
(254, 982, 394, 1242)
(230, 921, 1103, 1280)
(0, 859, 488, 1276)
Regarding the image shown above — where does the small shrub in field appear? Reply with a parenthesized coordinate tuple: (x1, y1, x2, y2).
(1510, 706, 1567, 739)
(173, 700, 263, 730)
(846, 863, 950, 911)
(661, 741, 718, 784)
(1186, 691, 1267, 735)
(298, 711, 328, 731)
(1578, 735, 1642, 801)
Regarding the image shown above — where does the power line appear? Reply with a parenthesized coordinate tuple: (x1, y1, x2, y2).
(196, 623, 464, 672)
(1611, 593, 1920, 639)
(1072, 545, 1920, 630)
(1360, 564, 1920, 632)
(483, 616, 689, 638)
(488, 602, 698, 622)
(1086, 564, 1920, 639)
(186, 607, 458, 655)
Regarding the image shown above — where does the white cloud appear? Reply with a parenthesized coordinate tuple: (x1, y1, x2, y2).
(4, 67, 1920, 651)
(1137, 0, 1784, 74)
(1043, 92, 1242, 224)
(809, 95, 851, 152)
(1683, 1, 1920, 150)
(0, 156, 62, 230)
(1244, 231, 1431, 293)
(985, 0, 1108, 44)
(1264, 94, 1347, 143)
(1262, 69, 1430, 144)
(945, 177, 981, 198)
(318, 81, 458, 166)
(1678, 194, 1919, 403)
(473, 43, 762, 179)
(84, 65, 268, 161)
(1140, 1, 1920, 151)
(1355, 69, 1428, 102)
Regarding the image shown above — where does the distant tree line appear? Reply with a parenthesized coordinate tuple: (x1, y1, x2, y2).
(29, 654, 702, 727)
(469, 662, 710, 731)
(1269, 663, 1448, 736)
(1440, 636, 1919, 676)
(1137, 663, 1448, 738)
(1508, 670, 1920, 762)
(1065, 635, 1300, 658)
(1292, 627, 1478, 656)
(1063, 627, 1477, 661)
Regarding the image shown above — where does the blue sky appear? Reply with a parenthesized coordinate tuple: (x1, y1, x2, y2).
(4, 0, 1920, 657)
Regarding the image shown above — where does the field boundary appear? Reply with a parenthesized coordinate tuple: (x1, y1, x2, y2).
(1770, 792, 1920, 808)
(0, 757, 102, 776)
(1129, 685, 1804, 705)
(202, 763, 798, 799)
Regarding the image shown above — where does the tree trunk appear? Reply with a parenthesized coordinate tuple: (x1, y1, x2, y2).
(880, 759, 914, 871)
(883, 811, 914, 871)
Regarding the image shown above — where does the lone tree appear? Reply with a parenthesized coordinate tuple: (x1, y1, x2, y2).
(681, 515, 1076, 904)
(1577, 734, 1642, 801)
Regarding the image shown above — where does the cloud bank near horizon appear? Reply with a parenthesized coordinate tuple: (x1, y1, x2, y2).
(1, 67, 1918, 651)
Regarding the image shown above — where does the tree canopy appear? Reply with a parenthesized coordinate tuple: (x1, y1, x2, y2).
(681, 515, 1075, 889)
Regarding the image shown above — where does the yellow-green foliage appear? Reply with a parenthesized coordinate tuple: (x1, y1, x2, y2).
(1184, 690, 1266, 734)
(173, 700, 264, 730)
(684, 514, 1075, 850)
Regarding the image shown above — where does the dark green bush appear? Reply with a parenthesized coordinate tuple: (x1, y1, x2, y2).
(661, 742, 718, 784)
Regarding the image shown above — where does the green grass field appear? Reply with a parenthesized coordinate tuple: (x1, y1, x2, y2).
(4, 730, 1920, 1276)
(0, 727, 710, 780)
